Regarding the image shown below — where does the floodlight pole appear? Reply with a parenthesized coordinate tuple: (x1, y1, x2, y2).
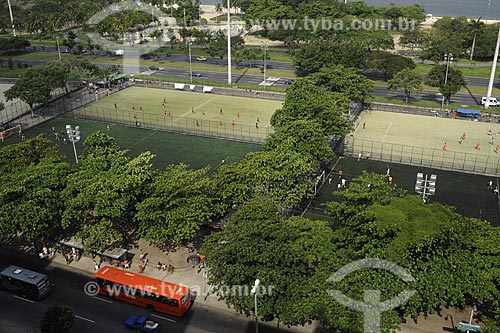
(227, 0, 232, 85)
(441, 53, 453, 108)
(7, 0, 16, 36)
(187, 37, 193, 84)
(485, 26, 500, 110)
(56, 37, 61, 60)
(66, 125, 81, 164)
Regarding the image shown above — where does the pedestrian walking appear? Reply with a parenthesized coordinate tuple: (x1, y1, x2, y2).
(114, 103, 117, 108)
(192, 106, 195, 113)
(362, 122, 365, 129)
(496, 145, 499, 153)
(220, 108, 223, 115)
(494, 186, 499, 195)
(196, 120, 199, 127)
(462, 132, 467, 140)
(458, 136, 463, 144)
(257, 117, 260, 123)
(386, 167, 390, 176)
(156, 262, 162, 270)
(237, 112, 240, 118)
(490, 136, 494, 145)
(487, 180, 493, 189)
(256, 122, 259, 129)
(443, 142, 447, 151)
(93, 260, 99, 271)
(475, 142, 481, 150)
(232, 120, 235, 126)
(131, 104, 135, 111)
(140, 106, 143, 112)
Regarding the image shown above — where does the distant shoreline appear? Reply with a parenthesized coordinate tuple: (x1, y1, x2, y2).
(422, 15, 500, 26)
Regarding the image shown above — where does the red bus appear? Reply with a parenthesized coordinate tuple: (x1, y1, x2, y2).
(94, 266, 191, 317)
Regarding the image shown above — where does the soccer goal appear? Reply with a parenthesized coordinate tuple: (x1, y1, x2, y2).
(0, 124, 21, 142)
(313, 170, 326, 196)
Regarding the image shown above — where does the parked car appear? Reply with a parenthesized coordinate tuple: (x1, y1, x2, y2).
(149, 66, 160, 71)
(124, 315, 160, 333)
(196, 56, 207, 61)
(282, 79, 294, 85)
(481, 96, 500, 107)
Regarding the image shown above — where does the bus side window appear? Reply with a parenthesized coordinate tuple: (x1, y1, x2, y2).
(158, 296, 167, 304)
(167, 298, 179, 307)
(95, 278, 105, 287)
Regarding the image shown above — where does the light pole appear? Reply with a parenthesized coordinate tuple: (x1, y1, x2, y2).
(261, 42, 268, 90)
(56, 37, 61, 60)
(186, 37, 193, 83)
(7, 0, 16, 36)
(441, 53, 453, 108)
(66, 125, 81, 164)
(251, 279, 260, 333)
(227, 0, 232, 85)
(415, 172, 437, 203)
(466, 304, 477, 333)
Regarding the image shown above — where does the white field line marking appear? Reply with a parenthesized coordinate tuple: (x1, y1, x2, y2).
(126, 131, 158, 149)
(75, 315, 95, 323)
(93, 296, 113, 304)
(13, 295, 34, 303)
(382, 122, 392, 141)
(150, 313, 176, 323)
(181, 96, 218, 117)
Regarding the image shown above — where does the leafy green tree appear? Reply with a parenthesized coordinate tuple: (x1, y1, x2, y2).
(241, 147, 317, 212)
(40, 305, 74, 333)
(201, 198, 336, 326)
(135, 164, 211, 246)
(367, 51, 415, 81)
(310, 65, 374, 101)
(428, 65, 467, 105)
(62, 132, 155, 252)
(0, 37, 30, 54)
(0, 135, 69, 247)
(263, 119, 332, 163)
(387, 68, 423, 103)
(293, 40, 368, 72)
(271, 78, 351, 136)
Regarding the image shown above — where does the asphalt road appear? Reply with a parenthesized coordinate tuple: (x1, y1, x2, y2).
(10, 52, 500, 107)
(0, 249, 296, 333)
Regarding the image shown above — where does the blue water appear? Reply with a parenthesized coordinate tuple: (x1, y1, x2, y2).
(201, 0, 500, 19)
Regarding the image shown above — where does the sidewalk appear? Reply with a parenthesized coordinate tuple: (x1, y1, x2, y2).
(44, 239, 316, 333)
(42, 239, 482, 333)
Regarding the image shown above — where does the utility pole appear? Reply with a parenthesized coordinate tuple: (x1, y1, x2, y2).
(261, 42, 268, 90)
(485, 26, 500, 110)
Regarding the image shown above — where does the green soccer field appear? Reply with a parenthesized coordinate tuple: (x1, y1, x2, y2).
(354, 111, 500, 154)
(90, 86, 282, 127)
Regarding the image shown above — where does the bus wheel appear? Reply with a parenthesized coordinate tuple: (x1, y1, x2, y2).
(146, 304, 155, 312)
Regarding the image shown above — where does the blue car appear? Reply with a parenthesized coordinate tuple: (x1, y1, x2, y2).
(124, 315, 160, 333)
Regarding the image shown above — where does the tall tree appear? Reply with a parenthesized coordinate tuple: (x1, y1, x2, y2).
(367, 51, 415, 81)
(387, 68, 423, 103)
(201, 198, 336, 326)
(428, 65, 467, 105)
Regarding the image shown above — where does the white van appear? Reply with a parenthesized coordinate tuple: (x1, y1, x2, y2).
(481, 96, 499, 107)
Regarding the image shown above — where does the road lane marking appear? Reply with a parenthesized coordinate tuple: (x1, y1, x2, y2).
(150, 313, 176, 323)
(13, 296, 34, 303)
(75, 315, 95, 323)
(93, 296, 113, 303)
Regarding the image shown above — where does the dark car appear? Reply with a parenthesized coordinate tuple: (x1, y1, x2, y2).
(149, 66, 160, 71)
(124, 315, 160, 333)
(192, 72, 202, 77)
(282, 79, 294, 85)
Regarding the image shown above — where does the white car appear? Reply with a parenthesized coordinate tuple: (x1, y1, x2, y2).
(481, 96, 499, 107)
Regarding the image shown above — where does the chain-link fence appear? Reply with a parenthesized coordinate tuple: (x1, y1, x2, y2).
(343, 136, 500, 176)
(69, 105, 272, 143)
(133, 80, 286, 101)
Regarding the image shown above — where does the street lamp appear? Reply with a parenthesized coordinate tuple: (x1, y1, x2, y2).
(415, 172, 437, 203)
(251, 279, 260, 333)
(186, 37, 193, 83)
(441, 53, 453, 108)
(66, 125, 81, 164)
(55, 36, 61, 60)
(261, 42, 268, 90)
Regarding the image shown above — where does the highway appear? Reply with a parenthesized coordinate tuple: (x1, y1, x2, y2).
(9, 50, 500, 107)
(0, 249, 293, 333)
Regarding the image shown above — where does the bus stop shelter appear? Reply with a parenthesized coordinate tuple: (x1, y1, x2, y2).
(59, 237, 128, 264)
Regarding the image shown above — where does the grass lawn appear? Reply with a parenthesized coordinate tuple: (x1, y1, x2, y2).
(4, 117, 261, 170)
(72, 86, 282, 142)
